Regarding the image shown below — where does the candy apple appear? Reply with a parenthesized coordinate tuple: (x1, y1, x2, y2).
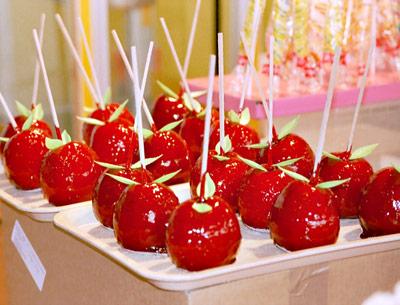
(269, 168, 348, 251)
(318, 145, 376, 218)
(166, 175, 241, 270)
(112, 172, 180, 252)
(3, 114, 53, 189)
(359, 166, 400, 238)
(40, 133, 101, 206)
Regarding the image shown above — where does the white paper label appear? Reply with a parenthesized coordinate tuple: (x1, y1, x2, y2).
(11, 220, 46, 291)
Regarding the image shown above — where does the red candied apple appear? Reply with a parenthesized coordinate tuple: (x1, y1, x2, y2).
(166, 196, 241, 271)
(359, 167, 400, 238)
(259, 133, 315, 178)
(144, 130, 190, 184)
(40, 141, 102, 206)
(0, 115, 26, 153)
(90, 121, 138, 165)
(82, 103, 134, 144)
(270, 179, 340, 251)
(238, 164, 294, 230)
(318, 150, 373, 218)
(3, 124, 52, 189)
(190, 150, 249, 211)
(92, 167, 153, 228)
(210, 119, 260, 161)
(179, 108, 219, 166)
(113, 181, 179, 252)
(153, 94, 189, 132)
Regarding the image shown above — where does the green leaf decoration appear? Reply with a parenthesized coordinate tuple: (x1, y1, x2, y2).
(228, 110, 240, 124)
(192, 202, 213, 213)
(83, 106, 96, 113)
(246, 141, 268, 149)
(204, 173, 216, 199)
(105, 173, 138, 186)
(0, 137, 9, 142)
(45, 138, 64, 150)
(159, 119, 184, 132)
(237, 155, 267, 172)
(273, 157, 303, 167)
(182, 93, 193, 111)
(142, 128, 154, 139)
(316, 178, 351, 189)
(157, 80, 178, 99)
(108, 99, 128, 123)
(278, 116, 300, 140)
(15, 101, 31, 117)
(277, 166, 310, 182)
(239, 107, 250, 125)
(349, 143, 379, 160)
(95, 161, 124, 170)
(191, 99, 202, 113)
(103, 87, 112, 105)
(215, 135, 232, 154)
(61, 130, 72, 144)
(191, 90, 207, 98)
(76, 116, 105, 126)
(323, 151, 342, 161)
(394, 165, 400, 174)
(196, 109, 206, 118)
(131, 155, 162, 169)
(33, 104, 44, 120)
(213, 155, 230, 161)
(22, 114, 34, 131)
(154, 169, 181, 184)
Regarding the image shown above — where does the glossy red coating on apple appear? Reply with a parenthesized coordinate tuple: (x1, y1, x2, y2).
(258, 133, 315, 178)
(82, 103, 134, 144)
(210, 119, 260, 161)
(238, 166, 294, 229)
(190, 150, 249, 211)
(113, 182, 179, 252)
(144, 130, 190, 184)
(269, 180, 340, 251)
(92, 168, 153, 228)
(90, 121, 138, 165)
(0, 115, 26, 153)
(359, 167, 400, 238)
(179, 108, 219, 166)
(40, 142, 102, 206)
(3, 125, 52, 189)
(318, 151, 373, 218)
(152, 94, 189, 132)
(166, 197, 241, 271)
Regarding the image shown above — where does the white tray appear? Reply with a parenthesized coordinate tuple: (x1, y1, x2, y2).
(0, 170, 190, 223)
(53, 202, 400, 291)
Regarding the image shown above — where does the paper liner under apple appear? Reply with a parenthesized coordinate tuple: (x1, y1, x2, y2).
(318, 145, 377, 218)
(359, 166, 400, 238)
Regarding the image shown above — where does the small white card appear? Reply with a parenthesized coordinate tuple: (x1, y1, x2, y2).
(11, 220, 46, 291)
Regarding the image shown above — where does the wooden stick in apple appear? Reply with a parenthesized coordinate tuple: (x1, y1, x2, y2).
(111, 31, 155, 129)
(130, 43, 153, 167)
(31, 13, 46, 107)
(78, 18, 105, 108)
(238, 0, 261, 113)
(312, 46, 342, 175)
(217, 33, 225, 145)
(183, 0, 202, 77)
(0, 92, 18, 132)
(159, 18, 197, 112)
(55, 14, 103, 109)
(346, 27, 376, 152)
(200, 55, 217, 185)
(239, 32, 270, 124)
(33, 29, 62, 139)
